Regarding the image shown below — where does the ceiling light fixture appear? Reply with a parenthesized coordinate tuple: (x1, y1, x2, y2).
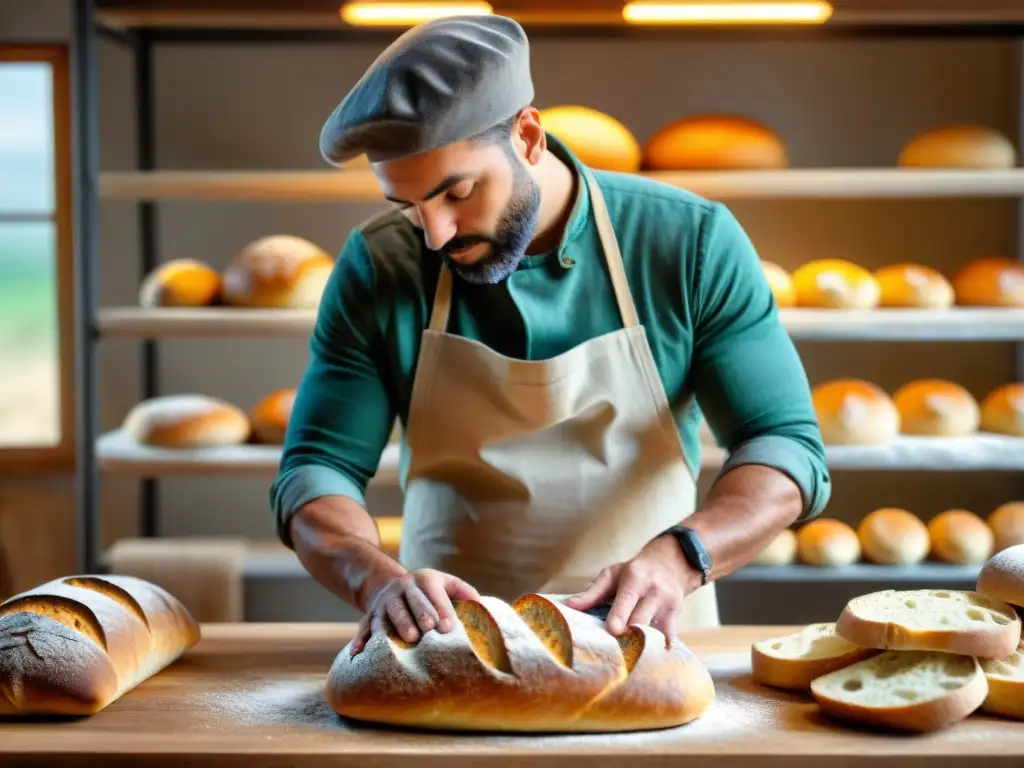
(622, 1, 833, 25)
(340, 2, 493, 26)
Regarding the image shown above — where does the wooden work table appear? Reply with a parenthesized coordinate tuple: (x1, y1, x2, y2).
(1, 623, 1021, 767)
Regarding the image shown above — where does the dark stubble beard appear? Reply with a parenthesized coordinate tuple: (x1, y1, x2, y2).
(440, 155, 541, 286)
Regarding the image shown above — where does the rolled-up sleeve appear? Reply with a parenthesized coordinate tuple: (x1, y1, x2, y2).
(270, 231, 396, 548)
(688, 203, 831, 522)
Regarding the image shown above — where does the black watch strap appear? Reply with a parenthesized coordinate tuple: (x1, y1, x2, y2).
(661, 524, 713, 585)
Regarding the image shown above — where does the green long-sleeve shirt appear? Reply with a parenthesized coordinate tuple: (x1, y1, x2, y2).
(270, 135, 831, 547)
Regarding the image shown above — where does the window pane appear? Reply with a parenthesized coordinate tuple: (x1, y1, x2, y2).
(0, 222, 60, 447)
(0, 62, 54, 213)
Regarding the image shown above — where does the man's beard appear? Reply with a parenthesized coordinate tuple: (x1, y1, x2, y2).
(439, 161, 541, 285)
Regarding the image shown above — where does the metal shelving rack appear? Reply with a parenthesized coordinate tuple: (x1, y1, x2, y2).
(72, 1, 1024, 594)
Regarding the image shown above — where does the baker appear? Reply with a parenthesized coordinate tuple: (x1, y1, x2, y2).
(271, 15, 830, 655)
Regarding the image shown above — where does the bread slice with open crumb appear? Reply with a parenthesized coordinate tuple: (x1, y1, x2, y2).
(751, 623, 879, 691)
(980, 640, 1024, 720)
(810, 650, 987, 732)
(835, 588, 1021, 660)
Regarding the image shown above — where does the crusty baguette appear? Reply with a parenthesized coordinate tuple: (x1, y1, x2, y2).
(0, 574, 200, 716)
(976, 544, 1024, 610)
(810, 650, 988, 733)
(980, 640, 1024, 720)
(325, 592, 716, 733)
(751, 622, 879, 691)
(835, 588, 1021, 660)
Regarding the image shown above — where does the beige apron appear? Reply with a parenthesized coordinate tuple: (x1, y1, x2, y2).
(397, 168, 719, 630)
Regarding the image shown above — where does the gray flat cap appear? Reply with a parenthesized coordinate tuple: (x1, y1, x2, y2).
(319, 14, 533, 166)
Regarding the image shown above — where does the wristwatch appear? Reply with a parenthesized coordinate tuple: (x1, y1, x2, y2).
(658, 525, 713, 586)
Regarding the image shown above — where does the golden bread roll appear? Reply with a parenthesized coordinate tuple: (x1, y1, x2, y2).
(754, 529, 797, 566)
(249, 387, 296, 444)
(977, 544, 1024, 611)
(642, 114, 788, 171)
(538, 105, 641, 173)
(138, 258, 221, 308)
(760, 260, 796, 308)
(988, 502, 1024, 552)
(980, 383, 1024, 436)
(221, 235, 334, 309)
(751, 623, 879, 692)
(952, 256, 1024, 308)
(891, 378, 980, 437)
(928, 509, 994, 565)
(797, 519, 861, 566)
(791, 259, 881, 310)
(122, 395, 251, 448)
(980, 640, 1024, 721)
(812, 378, 900, 445)
(898, 124, 1017, 169)
(0, 574, 200, 715)
(326, 592, 715, 732)
(857, 507, 930, 565)
(874, 263, 954, 309)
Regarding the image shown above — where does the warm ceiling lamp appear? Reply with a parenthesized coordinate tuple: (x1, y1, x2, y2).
(622, 1, 833, 24)
(340, 1, 493, 26)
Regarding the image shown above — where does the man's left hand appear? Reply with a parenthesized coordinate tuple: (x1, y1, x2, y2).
(562, 534, 700, 640)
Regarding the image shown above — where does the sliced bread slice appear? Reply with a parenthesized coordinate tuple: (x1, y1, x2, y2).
(980, 640, 1024, 720)
(810, 650, 987, 733)
(835, 588, 1022, 660)
(751, 622, 879, 691)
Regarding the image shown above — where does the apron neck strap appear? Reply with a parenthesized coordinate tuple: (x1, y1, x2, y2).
(429, 260, 454, 332)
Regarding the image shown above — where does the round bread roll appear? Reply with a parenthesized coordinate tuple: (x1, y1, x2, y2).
(754, 529, 798, 566)
(761, 260, 796, 308)
(812, 378, 900, 446)
(977, 544, 1024, 610)
(122, 395, 251, 448)
(857, 508, 930, 566)
(898, 124, 1017, 169)
(980, 383, 1024, 437)
(928, 509, 994, 565)
(538, 105, 641, 173)
(249, 387, 296, 444)
(988, 502, 1024, 552)
(874, 264, 954, 309)
(221, 235, 334, 309)
(642, 115, 788, 171)
(951, 257, 1024, 308)
(797, 519, 861, 567)
(791, 259, 881, 310)
(138, 258, 221, 308)
(891, 378, 980, 437)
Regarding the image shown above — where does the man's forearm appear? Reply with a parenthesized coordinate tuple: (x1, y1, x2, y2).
(288, 495, 407, 612)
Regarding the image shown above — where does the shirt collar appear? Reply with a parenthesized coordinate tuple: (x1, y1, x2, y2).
(543, 132, 594, 265)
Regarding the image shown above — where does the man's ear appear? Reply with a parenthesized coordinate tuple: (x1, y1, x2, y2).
(513, 107, 546, 165)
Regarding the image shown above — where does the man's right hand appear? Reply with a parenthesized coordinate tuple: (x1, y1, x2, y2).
(349, 569, 480, 656)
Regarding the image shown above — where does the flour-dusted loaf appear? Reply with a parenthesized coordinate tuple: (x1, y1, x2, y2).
(751, 622, 878, 691)
(976, 544, 1024, 610)
(122, 394, 251, 448)
(0, 574, 200, 716)
(325, 592, 716, 733)
(979, 640, 1024, 720)
(810, 650, 988, 733)
(835, 588, 1022, 660)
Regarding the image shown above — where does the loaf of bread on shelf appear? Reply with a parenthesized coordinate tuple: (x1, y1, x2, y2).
(221, 234, 335, 309)
(641, 115, 788, 170)
(760, 261, 796, 308)
(835, 588, 1021, 660)
(980, 383, 1024, 437)
(538, 105, 641, 173)
(796, 519, 861, 567)
(976, 544, 1024, 610)
(249, 387, 296, 444)
(753, 529, 797, 566)
(928, 509, 994, 565)
(122, 394, 251, 448)
(988, 502, 1024, 552)
(979, 640, 1024, 720)
(751, 622, 878, 691)
(325, 592, 716, 733)
(812, 378, 900, 445)
(791, 259, 881, 310)
(892, 379, 980, 437)
(874, 263, 954, 309)
(0, 574, 200, 716)
(810, 650, 988, 733)
(138, 258, 222, 308)
(952, 257, 1024, 308)
(857, 507, 930, 566)
(898, 124, 1017, 169)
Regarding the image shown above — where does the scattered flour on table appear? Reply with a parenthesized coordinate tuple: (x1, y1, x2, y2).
(197, 678, 340, 730)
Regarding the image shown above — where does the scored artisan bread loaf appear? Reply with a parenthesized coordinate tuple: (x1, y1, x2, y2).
(122, 394, 251, 448)
(751, 622, 878, 691)
(979, 640, 1024, 720)
(976, 544, 1024, 611)
(326, 592, 715, 732)
(835, 588, 1021, 660)
(0, 574, 200, 716)
(222, 234, 335, 309)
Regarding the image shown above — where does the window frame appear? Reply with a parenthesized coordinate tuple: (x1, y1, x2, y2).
(0, 44, 75, 474)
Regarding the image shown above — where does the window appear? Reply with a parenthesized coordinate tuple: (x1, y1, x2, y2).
(0, 46, 73, 472)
